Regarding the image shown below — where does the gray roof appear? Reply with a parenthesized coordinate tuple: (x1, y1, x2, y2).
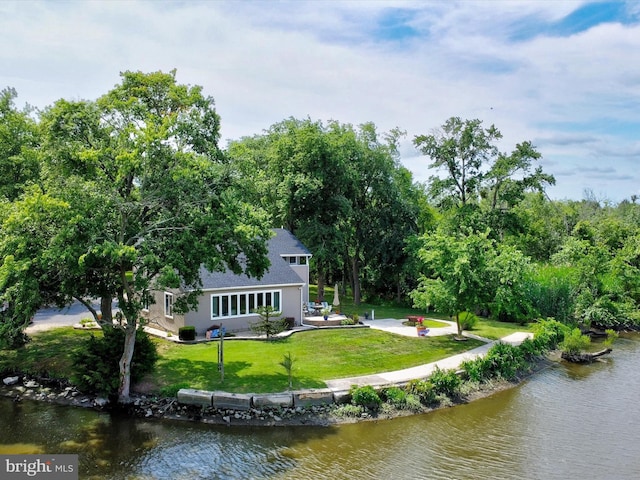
(199, 228, 311, 290)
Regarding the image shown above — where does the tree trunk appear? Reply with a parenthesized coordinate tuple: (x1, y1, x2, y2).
(100, 296, 113, 325)
(351, 256, 361, 305)
(118, 321, 137, 404)
(561, 348, 612, 363)
(455, 312, 463, 338)
(316, 270, 325, 302)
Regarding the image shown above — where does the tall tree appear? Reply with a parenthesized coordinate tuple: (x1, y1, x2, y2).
(228, 119, 419, 305)
(410, 229, 496, 337)
(0, 87, 40, 201)
(414, 118, 554, 241)
(4, 70, 271, 402)
(414, 117, 501, 208)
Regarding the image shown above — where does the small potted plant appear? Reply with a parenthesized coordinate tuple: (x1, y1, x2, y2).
(321, 308, 331, 320)
(416, 317, 429, 336)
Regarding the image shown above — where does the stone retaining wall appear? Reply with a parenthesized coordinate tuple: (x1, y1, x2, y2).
(177, 388, 337, 410)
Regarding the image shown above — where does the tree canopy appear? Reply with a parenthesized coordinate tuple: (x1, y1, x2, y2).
(1, 70, 271, 402)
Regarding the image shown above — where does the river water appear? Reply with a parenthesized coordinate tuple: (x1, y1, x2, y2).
(2, 335, 640, 479)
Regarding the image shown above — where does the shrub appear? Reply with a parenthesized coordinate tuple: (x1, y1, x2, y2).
(405, 379, 437, 405)
(0, 306, 30, 350)
(160, 382, 191, 398)
(560, 328, 591, 355)
(380, 386, 407, 408)
(341, 317, 356, 326)
(484, 342, 526, 380)
(518, 337, 545, 359)
(533, 318, 568, 350)
(178, 326, 196, 341)
(333, 404, 364, 418)
(350, 385, 382, 410)
(71, 327, 158, 398)
(429, 367, 461, 397)
(458, 311, 478, 330)
(404, 393, 423, 412)
(603, 329, 618, 348)
(461, 357, 492, 383)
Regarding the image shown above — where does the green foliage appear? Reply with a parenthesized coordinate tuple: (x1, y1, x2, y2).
(0, 87, 41, 202)
(279, 351, 295, 390)
(529, 264, 576, 323)
(350, 385, 382, 410)
(429, 367, 461, 397)
(489, 245, 536, 324)
(405, 379, 437, 405)
(484, 342, 527, 380)
(533, 318, 568, 350)
(0, 305, 30, 349)
(159, 382, 191, 398)
(603, 329, 618, 348)
(380, 386, 408, 408)
(341, 317, 356, 326)
(403, 393, 424, 412)
(461, 357, 492, 383)
(250, 305, 286, 339)
(178, 326, 196, 341)
(71, 327, 158, 398)
(333, 404, 364, 418)
(560, 328, 591, 355)
(9, 69, 273, 404)
(518, 337, 546, 359)
(411, 229, 496, 337)
(458, 311, 478, 330)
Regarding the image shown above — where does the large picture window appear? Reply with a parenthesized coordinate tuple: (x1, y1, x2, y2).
(211, 290, 281, 319)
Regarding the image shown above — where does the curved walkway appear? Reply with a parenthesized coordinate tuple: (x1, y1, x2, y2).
(326, 318, 532, 391)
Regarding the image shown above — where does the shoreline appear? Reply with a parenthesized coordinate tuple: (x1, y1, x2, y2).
(1, 357, 554, 428)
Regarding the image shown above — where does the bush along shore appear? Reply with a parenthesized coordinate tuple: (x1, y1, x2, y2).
(0, 319, 569, 427)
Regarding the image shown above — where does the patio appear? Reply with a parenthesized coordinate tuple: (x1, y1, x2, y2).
(303, 313, 348, 327)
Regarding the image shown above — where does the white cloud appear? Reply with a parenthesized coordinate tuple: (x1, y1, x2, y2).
(1, 0, 639, 202)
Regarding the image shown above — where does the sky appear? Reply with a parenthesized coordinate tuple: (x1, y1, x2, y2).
(2, 0, 639, 203)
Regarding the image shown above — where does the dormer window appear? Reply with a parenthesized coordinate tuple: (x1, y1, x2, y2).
(285, 255, 308, 265)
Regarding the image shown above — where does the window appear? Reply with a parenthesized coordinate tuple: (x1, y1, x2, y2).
(164, 292, 174, 318)
(211, 289, 282, 319)
(286, 256, 307, 265)
(142, 290, 150, 312)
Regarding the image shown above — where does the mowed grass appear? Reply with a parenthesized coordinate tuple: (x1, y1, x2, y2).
(152, 329, 484, 393)
(0, 327, 99, 378)
(1, 300, 531, 395)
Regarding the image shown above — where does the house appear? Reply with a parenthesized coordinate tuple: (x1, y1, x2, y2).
(144, 228, 312, 336)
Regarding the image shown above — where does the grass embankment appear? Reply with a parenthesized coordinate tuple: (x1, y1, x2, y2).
(1, 285, 534, 395)
(2, 327, 484, 394)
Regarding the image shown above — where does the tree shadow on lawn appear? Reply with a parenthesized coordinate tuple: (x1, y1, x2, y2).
(154, 358, 326, 393)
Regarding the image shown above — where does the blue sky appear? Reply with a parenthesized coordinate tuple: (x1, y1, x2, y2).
(1, 0, 639, 202)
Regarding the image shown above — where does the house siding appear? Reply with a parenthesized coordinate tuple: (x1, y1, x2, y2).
(142, 229, 311, 336)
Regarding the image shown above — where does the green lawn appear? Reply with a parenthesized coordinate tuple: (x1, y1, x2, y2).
(1, 326, 483, 395)
(152, 329, 484, 393)
(0, 327, 97, 378)
(0, 286, 534, 395)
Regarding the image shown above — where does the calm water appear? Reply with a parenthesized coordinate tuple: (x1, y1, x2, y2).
(2, 335, 640, 479)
